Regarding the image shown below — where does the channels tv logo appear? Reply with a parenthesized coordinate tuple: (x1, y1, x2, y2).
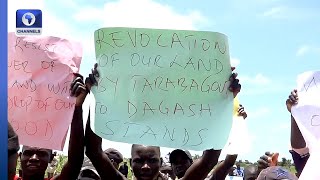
(16, 9, 42, 35)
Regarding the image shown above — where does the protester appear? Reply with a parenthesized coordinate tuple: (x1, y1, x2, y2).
(83, 63, 241, 180)
(119, 162, 129, 178)
(105, 148, 124, 169)
(78, 148, 123, 179)
(160, 164, 176, 180)
(47, 153, 57, 179)
(256, 166, 298, 180)
(257, 151, 279, 175)
(207, 155, 237, 180)
(85, 119, 167, 180)
(167, 68, 242, 180)
(256, 151, 299, 179)
(78, 157, 101, 180)
(15, 74, 86, 180)
(285, 89, 310, 177)
(8, 122, 20, 180)
(168, 149, 193, 179)
(243, 164, 258, 180)
(234, 162, 244, 177)
(207, 105, 248, 180)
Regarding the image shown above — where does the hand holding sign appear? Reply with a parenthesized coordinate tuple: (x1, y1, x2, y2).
(8, 32, 82, 150)
(291, 71, 320, 179)
(291, 71, 320, 144)
(70, 74, 90, 107)
(286, 89, 298, 113)
(90, 27, 237, 150)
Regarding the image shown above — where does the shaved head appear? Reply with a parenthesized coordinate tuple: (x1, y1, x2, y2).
(130, 144, 162, 180)
(131, 144, 160, 157)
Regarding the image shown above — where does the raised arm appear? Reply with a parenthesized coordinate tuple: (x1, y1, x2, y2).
(85, 115, 125, 180)
(257, 151, 279, 176)
(181, 149, 221, 180)
(84, 64, 125, 180)
(286, 89, 309, 177)
(286, 89, 306, 149)
(53, 74, 86, 180)
(209, 154, 238, 180)
(182, 68, 241, 180)
(209, 105, 247, 180)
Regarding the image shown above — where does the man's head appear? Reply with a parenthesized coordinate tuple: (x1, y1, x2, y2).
(104, 148, 123, 169)
(160, 164, 176, 180)
(20, 146, 54, 177)
(244, 165, 258, 180)
(236, 162, 241, 169)
(8, 123, 20, 180)
(78, 157, 100, 180)
(257, 166, 298, 180)
(169, 149, 193, 178)
(130, 144, 162, 180)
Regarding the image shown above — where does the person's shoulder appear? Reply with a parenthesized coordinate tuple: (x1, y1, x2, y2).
(13, 175, 22, 180)
(50, 174, 61, 180)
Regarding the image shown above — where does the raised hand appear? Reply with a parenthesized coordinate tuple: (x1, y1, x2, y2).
(228, 67, 241, 98)
(257, 151, 279, 170)
(238, 104, 247, 119)
(286, 89, 298, 113)
(70, 73, 88, 107)
(85, 63, 99, 90)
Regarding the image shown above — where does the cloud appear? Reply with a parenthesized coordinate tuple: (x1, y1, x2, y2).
(262, 6, 287, 18)
(240, 73, 271, 86)
(249, 107, 271, 119)
(238, 73, 292, 95)
(261, 6, 320, 20)
(230, 57, 240, 67)
(296, 45, 310, 56)
(73, 0, 208, 30)
(296, 45, 320, 56)
(73, 7, 104, 22)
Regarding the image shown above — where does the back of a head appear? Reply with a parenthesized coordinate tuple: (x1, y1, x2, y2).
(257, 166, 298, 180)
(104, 148, 124, 164)
(244, 164, 258, 180)
(8, 123, 20, 155)
(78, 157, 100, 180)
(8, 123, 20, 180)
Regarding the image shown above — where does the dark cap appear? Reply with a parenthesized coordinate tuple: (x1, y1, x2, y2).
(8, 122, 19, 155)
(169, 149, 193, 164)
(257, 166, 298, 180)
(79, 157, 99, 178)
(104, 148, 123, 164)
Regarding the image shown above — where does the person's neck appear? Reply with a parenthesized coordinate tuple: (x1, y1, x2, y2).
(23, 173, 45, 180)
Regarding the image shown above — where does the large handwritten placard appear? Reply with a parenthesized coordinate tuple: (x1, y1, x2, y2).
(291, 71, 320, 147)
(291, 71, 320, 179)
(91, 27, 233, 150)
(8, 32, 82, 150)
